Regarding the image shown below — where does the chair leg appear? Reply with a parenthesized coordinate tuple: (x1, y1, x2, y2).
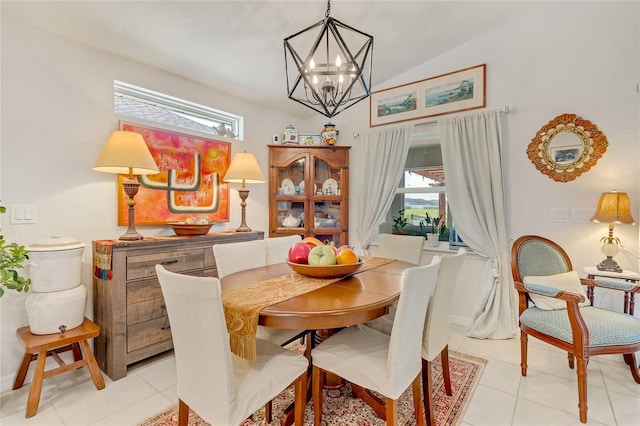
(264, 400, 272, 423)
(622, 353, 640, 383)
(441, 346, 452, 396)
(576, 357, 588, 423)
(520, 330, 528, 376)
(385, 396, 399, 426)
(178, 399, 189, 426)
(294, 371, 307, 426)
(411, 374, 425, 426)
(422, 358, 435, 426)
(313, 366, 324, 426)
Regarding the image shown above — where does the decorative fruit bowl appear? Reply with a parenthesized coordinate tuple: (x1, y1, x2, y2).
(286, 259, 364, 278)
(169, 223, 213, 236)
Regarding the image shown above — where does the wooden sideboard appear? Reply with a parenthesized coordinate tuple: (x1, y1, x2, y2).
(92, 231, 264, 380)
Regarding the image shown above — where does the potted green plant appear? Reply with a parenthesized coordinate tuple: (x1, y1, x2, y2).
(0, 203, 30, 296)
(391, 209, 408, 234)
(423, 213, 447, 247)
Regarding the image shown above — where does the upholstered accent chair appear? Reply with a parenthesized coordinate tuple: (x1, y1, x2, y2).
(312, 257, 441, 426)
(511, 235, 640, 423)
(366, 248, 467, 425)
(155, 265, 308, 426)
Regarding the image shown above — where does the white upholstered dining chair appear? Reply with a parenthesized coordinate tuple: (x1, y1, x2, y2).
(212, 239, 307, 347)
(311, 257, 441, 426)
(213, 239, 267, 278)
(366, 248, 467, 426)
(378, 233, 425, 265)
(266, 235, 301, 265)
(155, 265, 308, 426)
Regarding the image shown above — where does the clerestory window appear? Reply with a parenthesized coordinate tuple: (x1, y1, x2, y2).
(113, 81, 243, 140)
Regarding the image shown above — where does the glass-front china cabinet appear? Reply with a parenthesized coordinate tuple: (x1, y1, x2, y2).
(268, 145, 350, 246)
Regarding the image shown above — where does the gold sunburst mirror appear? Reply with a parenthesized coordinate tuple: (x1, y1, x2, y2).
(527, 113, 608, 182)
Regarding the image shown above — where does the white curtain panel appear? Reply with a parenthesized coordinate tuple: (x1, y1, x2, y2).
(355, 125, 413, 252)
(439, 110, 517, 339)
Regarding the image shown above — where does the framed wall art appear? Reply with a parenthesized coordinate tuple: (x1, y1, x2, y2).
(370, 64, 486, 127)
(118, 120, 232, 225)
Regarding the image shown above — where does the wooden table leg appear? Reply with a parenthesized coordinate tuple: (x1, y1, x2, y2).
(79, 340, 105, 390)
(26, 351, 47, 418)
(13, 352, 33, 390)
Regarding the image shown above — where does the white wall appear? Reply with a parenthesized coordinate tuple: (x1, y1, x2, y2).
(1, 1, 638, 388)
(0, 18, 299, 386)
(327, 1, 640, 324)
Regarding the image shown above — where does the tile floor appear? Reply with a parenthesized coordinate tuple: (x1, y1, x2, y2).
(1, 325, 638, 425)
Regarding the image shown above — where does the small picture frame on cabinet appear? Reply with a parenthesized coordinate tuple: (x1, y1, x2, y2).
(299, 133, 322, 146)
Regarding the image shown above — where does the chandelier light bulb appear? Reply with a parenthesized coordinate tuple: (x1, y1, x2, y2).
(313, 75, 318, 85)
(335, 55, 342, 67)
(309, 58, 315, 69)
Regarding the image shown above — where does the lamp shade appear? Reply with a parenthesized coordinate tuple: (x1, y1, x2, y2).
(93, 130, 159, 175)
(590, 191, 635, 224)
(223, 152, 265, 184)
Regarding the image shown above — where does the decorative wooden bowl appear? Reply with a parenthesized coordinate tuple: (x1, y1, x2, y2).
(169, 223, 213, 236)
(286, 259, 364, 278)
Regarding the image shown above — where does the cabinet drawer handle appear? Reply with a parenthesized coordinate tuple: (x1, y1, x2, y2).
(161, 325, 171, 330)
(160, 259, 179, 266)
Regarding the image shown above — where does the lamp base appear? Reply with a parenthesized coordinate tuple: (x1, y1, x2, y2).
(234, 188, 252, 232)
(119, 230, 144, 241)
(119, 178, 143, 241)
(596, 256, 622, 273)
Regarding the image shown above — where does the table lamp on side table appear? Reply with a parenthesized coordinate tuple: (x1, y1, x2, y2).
(590, 190, 635, 273)
(93, 130, 159, 241)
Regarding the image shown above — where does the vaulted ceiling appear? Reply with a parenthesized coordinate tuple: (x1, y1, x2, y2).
(2, 1, 538, 119)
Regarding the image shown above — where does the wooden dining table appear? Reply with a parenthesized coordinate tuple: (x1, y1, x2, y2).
(220, 258, 413, 425)
(220, 259, 410, 331)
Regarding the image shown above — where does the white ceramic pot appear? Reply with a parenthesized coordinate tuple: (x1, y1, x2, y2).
(25, 285, 87, 335)
(26, 236, 85, 292)
(427, 234, 439, 247)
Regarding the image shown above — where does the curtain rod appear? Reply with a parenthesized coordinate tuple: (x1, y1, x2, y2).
(414, 106, 510, 127)
(352, 106, 510, 138)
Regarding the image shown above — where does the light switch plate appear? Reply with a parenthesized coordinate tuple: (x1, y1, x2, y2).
(550, 208, 569, 222)
(10, 205, 37, 224)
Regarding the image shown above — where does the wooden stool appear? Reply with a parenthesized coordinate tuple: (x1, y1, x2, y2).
(12, 317, 105, 418)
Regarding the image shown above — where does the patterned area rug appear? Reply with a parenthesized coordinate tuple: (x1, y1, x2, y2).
(138, 350, 486, 426)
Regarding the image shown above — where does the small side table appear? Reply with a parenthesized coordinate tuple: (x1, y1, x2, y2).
(12, 317, 105, 418)
(583, 266, 640, 315)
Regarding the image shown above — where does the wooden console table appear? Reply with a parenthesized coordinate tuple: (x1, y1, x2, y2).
(92, 232, 263, 380)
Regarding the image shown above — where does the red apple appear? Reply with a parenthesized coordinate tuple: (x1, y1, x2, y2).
(336, 246, 359, 265)
(288, 242, 311, 264)
(308, 245, 337, 266)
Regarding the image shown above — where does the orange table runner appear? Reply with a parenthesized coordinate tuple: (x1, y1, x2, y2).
(221, 256, 396, 361)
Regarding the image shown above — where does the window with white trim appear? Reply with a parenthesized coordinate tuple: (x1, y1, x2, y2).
(114, 81, 244, 139)
(383, 123, 450, 241)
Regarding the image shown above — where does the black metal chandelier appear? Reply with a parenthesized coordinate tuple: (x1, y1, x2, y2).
(284, 0, 374, 118)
